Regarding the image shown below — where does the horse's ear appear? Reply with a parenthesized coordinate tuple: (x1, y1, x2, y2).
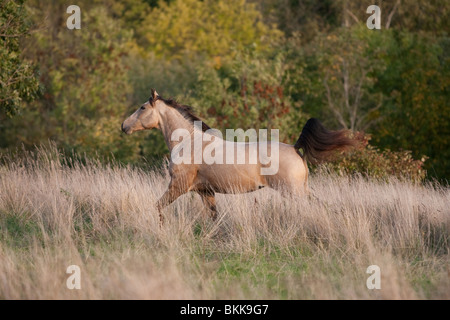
(151, 88, 159, 100)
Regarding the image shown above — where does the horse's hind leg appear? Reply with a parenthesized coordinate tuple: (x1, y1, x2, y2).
(199, 191, 217, 220)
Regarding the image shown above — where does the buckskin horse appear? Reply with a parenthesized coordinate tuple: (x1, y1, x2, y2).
(122, 89, 356, 221)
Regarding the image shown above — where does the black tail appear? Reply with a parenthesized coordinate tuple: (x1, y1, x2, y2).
(294, 118, 356, 163)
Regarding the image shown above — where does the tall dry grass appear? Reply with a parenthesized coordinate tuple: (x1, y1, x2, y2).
(0, 145, 448, 299)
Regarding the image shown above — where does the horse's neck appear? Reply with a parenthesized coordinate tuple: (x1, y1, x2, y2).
(158, 107, 196, 152)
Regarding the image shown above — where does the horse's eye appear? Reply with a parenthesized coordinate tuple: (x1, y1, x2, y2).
(140, 106, 146, 110)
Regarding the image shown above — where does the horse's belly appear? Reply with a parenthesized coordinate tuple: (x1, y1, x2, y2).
(195, 164, 265, 194)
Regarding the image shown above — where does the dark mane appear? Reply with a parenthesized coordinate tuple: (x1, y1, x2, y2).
(155, 96, 211, 132)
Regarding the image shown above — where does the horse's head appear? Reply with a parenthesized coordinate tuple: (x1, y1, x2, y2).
(121, 89, 162, 135)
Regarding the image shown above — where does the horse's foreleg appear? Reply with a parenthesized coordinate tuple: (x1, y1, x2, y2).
(199, 191, 217, 220)
(156, 184, 187, 211)
(156, 178, 191, 226)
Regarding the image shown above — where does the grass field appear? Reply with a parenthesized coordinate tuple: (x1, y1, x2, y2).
(0, 146, 448, 299)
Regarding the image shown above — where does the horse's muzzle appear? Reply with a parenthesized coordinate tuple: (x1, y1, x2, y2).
(121, 123, 133, 135)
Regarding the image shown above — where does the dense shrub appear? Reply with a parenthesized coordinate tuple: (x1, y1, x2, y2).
(314, 135, 428, 182)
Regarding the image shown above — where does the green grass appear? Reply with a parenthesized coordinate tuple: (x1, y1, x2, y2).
(0, 211, 43, 249)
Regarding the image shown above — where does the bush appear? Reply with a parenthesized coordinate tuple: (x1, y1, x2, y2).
(314, 135, 428, 182)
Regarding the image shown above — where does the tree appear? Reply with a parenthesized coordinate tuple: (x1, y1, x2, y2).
(141, 0, 282, 60)
(1, 3, 141, 162)
(187, 50, 307, 144)
(252, 0, 340, 41)
(286, 25, 387, 132)
(0, 0, 40, 117)
(374, 31, 450, 179)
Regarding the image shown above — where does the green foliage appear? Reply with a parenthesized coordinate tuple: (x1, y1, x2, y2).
(373, 31, 450, 179)
(94, 0, 152, 44)
(285, 25, 388, 131)
(393, 0, 450, 34)
(254, 0, 340, 41)
(0, 0, 40, 117)
(257, 0, 450, 38)
(187, 50, 307, 143)
(142, 0, 282, 60)
(1, 3, 141, 162)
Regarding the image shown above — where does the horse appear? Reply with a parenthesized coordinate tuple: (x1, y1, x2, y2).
(122, 89, 356, 221)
